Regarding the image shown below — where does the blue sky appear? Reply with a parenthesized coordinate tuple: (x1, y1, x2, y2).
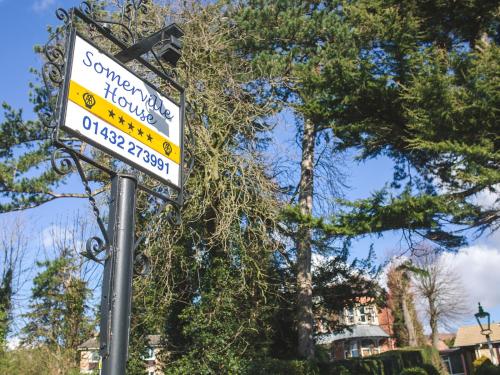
(0, 0, 499, 339)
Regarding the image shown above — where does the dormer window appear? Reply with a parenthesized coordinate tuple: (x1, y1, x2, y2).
(346, 308, 355, 324)
(359, 306, 367, 323)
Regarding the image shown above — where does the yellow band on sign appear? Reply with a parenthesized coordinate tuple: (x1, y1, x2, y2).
(68, 80, 181, 165)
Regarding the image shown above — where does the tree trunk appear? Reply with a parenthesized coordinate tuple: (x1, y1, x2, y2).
(402, 293, 417, 346)
(297, 118, 315, 359)
(429, 300, 439, 349)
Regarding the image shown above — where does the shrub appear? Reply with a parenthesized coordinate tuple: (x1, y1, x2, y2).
(477, 365, 500, 375)
(475, 358, 500, 375)
(246, 358, 320, 375)
(474, 356, 493, 373)
(400, 367, 428, 375)
(420, 363, 440, 375)
(320, 358, 384, 375)
(247, 346, 442, 375)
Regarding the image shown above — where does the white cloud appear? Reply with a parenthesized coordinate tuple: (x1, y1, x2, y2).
(41, 224, 62, 248)
(32, 0, 55, 12)
(7, 336, 20, 350)
(40, 224, 84, 254)
(472, 185, 499, 209)
(441, 245, 500, 310)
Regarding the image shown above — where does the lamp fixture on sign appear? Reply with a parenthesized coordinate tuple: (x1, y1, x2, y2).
(475, 302, 491, 335)
(115, 23, 184, 67)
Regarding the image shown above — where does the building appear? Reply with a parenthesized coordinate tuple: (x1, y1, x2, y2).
(78, 334, 163, 374)
(316, 301, 396, 360)
(440, 323, 500, 375)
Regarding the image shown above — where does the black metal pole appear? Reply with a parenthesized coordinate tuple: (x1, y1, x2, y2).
(100, 174, 137, 375)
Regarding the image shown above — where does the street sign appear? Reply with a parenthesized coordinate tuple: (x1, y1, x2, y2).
(60, 33, 182, 188)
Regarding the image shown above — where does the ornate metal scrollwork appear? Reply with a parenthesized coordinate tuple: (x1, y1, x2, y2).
(51, 147, 75, 175)
(55, 7, 70, 24)
(50, 146, 111, 257)
(78, 1, 93, 16)
(83, 236, 107, 264)
(41, 16, 70, 131)
(42, 0, 189, 270)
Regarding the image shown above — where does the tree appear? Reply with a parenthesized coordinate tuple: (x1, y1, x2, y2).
(233, 0, 499, 357)
(21, 250, 93, 366)
(123, 2, 283, 373)
(233, 0, 364, 358)
(386, 262, 425, 347)
(412, 249, 469, 349)
(0, 217, 29, 350)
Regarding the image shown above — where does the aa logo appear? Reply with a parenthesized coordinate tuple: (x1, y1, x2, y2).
(163, 141, 173, 156)
(83, 92, 96, 109)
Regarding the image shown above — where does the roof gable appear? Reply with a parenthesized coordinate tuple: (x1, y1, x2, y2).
(454, 324, 500, 347)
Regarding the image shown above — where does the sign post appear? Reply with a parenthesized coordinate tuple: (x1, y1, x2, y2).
(101, 174, 137, 375)
(40, 3, 190, 374)
(56, 31, 185, 373)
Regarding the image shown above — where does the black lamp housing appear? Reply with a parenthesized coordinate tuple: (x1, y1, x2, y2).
(475, 302, 491, 334)
(157, 23, 183, 67)
(115, 23, 184, 67)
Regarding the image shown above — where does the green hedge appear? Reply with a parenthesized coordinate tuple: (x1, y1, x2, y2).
(318, 358, 385, 375)
(246, 358, 320, 375)
(400, 368, 427, 375)
(476, 362, 500, 375)
(246, 347, 443, 375)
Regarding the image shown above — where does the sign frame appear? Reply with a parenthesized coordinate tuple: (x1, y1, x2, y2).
(56, 26, 186, 195)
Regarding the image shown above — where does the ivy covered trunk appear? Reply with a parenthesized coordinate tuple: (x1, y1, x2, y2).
(401, 293, 417, 347)
(296, 118, 315, 359)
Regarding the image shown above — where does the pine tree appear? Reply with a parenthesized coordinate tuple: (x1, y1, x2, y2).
(21, 250, 93, 367)
(233, 0, 499, 357)
(0, 268, 12, 350)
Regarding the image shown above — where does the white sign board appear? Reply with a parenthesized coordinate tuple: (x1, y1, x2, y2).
(62, 34, 182, 188)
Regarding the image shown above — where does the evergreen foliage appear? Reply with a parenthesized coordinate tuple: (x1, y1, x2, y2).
(232, 0, 499, 356)
(233, 0, 499, 245)
(21, 250, 93, 367)
(0, 0, 497, 371)
(0, 268, 12, 350)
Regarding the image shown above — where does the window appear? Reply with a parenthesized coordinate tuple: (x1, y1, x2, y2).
(346, 308, 355, 324)
(443, 357, 452, 374)
(366, 306, 373, 322)
(359, 306, 367, 323)
(361, 339, 375, 357)
(349, 341, 359, 358)
(142, 347, 155, 360)
(89, 350, 100, 363)
(447, 354, 465, 375)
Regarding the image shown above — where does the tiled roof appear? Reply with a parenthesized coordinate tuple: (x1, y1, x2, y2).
(78, 334, 162, 349)
(316, 324, 390, 345)
(78, 337, 98, 349)
(454, 324, 500, 347)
